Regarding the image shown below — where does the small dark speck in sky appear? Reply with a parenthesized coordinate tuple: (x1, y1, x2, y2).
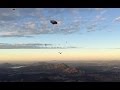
(58, 52, 62, 54)
(12, 9, 15, 10)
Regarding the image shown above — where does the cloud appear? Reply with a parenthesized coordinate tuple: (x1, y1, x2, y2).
(0, 8, 109, 37)
(24, 21, 36, 30)
(114, 16, 120, 22)
(94, 8, 105, 11)
(85, 10, 107, 32)
(0, 43, 77, 49)
(0, 35, 32, 37)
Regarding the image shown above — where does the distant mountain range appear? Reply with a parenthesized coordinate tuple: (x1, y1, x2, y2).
(0, 62, 79, 74)
(0, 61, 120, 82)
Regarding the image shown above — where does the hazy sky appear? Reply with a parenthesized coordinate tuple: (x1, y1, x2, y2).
(0, 8, 120, 62)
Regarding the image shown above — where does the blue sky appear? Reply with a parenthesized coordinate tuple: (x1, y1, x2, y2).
(0, 8, 120, 49)
(0, 8, 120, 48)
(0, 8, 120, 61)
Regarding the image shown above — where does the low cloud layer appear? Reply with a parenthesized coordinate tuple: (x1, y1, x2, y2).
(0, 43, 77, 49)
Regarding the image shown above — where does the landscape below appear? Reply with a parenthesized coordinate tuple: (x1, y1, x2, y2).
(0, 60, 120, 82)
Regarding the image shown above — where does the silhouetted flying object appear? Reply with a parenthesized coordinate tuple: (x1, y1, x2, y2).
(50, 20, 57, 25)
(58, 52, 62, 54)
(12, 8, 15, 10)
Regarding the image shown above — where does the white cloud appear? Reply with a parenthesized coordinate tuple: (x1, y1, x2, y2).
(114, 16, 120, 22)
(85, 9, 107, 32)
(0, 8, 110, 37)
(94, 8, 104, 11)
(24, 21, 36, 30)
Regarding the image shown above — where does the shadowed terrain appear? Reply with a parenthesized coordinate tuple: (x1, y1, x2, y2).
(0, 61, 120, 82)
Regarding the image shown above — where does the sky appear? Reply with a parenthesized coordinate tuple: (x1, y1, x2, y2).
(0, 8, 120, 62)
